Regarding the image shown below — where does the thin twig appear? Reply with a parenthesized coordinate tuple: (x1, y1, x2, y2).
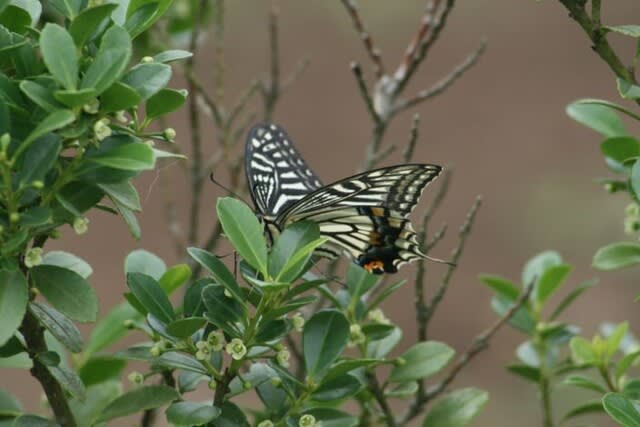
(282, 57, 311, 91)
(188, 73, 225, 127)
(402, 114, 420, 163)
(393, 0, 456, 97)
(423, 196, 482, 326)
(392, 39, 487, 114)
(366, 372, 396, 427)
(368, 144, 397, 168)
(339, 0, 386, 78)
(262, 3, 281, 121)
(227, 80, 261, 129)
(351, 62, 381, 126)
(400, 280, 534, 425)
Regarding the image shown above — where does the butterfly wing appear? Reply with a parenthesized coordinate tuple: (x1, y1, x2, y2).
(276, 164, 443, 274)
(245, 123, 323, 216)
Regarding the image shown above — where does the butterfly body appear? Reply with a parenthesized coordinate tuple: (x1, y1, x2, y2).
(245, 123, 443, 274)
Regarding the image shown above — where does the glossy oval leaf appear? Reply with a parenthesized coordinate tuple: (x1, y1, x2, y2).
(422, 388, 489, 427)
(146, 88, 187, 120)
(566, 101, 626, 138)
(40, 24, 77, 89)
(81, 25, 132, 95)
(165, 401, 220, 425)
(603, 392, 640, 427)
(121, 63, 171, 101)
(0, 269, 27, 345)
(216, 197, 268, 275)
(69, 3, 119, 47)
(593, 242, 640, 271)
(30, 265, 97, 323)
(187, 247, 245, 305)
(390, 341, 455, 383)
(96, 385, 179, 422)
(42, 251, 92, 279)
(30, 302, 84, 353)
(126, 272, 174, 324)
(535, 264, 571, 306)
(303, 309, 350, 379)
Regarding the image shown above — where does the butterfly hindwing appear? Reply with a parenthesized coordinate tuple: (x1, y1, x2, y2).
(245, 123, 323, 216)
(245, 123, 443, 274)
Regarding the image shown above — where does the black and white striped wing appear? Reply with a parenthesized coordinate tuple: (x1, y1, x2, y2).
(245, 123, 323, 216)
(277, 164, 443, 274)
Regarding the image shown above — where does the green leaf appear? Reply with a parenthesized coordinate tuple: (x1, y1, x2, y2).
(601, 137, 640, 172)
(81, 25, 132, 95)
(617, 78, 640, 100)
(96, 385, 179, 422)
(165, 317, 206, 339)
(19, 207, 52, 227)
(346, 262, 379, 300)
(550, 278, 597, 320)
(299, 408, 358, 427)
(562, 400, 604, 421)
(367, 327, 402, 359)
(42, 251, 92, 279)
(88, 140, 154, 171)
(603, 392, 640, 427)
(507, 364, 540, 383)
(479, 274, 520, 300)
(566, 100, 627, 137)
(100, 81, 141, 112)
(16, 134, 60, 186)
(125, 249, 166, 280)
(153, 49, 192, 63)
(83, 302, 137, 358)
(155, 352, 208, 374)
(70, 380, 120, 427)
(390, 341, 455, 383)
(202, 284, 245, 336)
(145, 88, 186, 120)
(212, 401, 249, 427)
(48, 364, 86, 400)
(303, 309, 350, 379)
(312, 373, 362, 401)
(570, 337, 598, 365)
(535, 264, 571, 306)
(606, 322, 629, 360)
(126, 272, 175, 324)
(624, 379, 640, 400)
(12, 414, 58, 426)
(11, 0, 41, 25)
(30, 265, 98, 323)
(593, 242, 640, 270)
(19, 80, 64, 111)
(187, 247, 245, 305)
(617, 350, 640, 381)
(121, 63, 171, 101)
(216, 197, 268, 275)
(30, 302, 83, 353)
(77, 356, 125, 387)
(183, 278, 212, 317)
(98, 181, 140, 211)
(40, 24, 77, 90)
(53, 88, 97, 108)
(0, 268, 27, 346)
(48, 0, 80, 19)
(0, 389, 22, 416)
(165, 401, 221, 425)
(563, 375, 607, 394)
(113, 199, 140, 239)
(19, 109, 75, 153)
(125, 0, 171, 38)
(571, 98, 640, 124)
(522, 250, 562, 287)
(422, 388, 489, 427)
(69, 3, 118, 47)
(605, 25, 640, 37)
(632, 161, 640, 202)
(0, 5, 30, 33)
(158, 264, 191, 293)
(269, 221, 318, 277)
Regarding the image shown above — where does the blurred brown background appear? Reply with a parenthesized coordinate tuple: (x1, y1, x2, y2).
(4, 1, 640, 425)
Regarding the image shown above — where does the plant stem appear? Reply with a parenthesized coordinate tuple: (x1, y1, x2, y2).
(539, 373, 553, 427)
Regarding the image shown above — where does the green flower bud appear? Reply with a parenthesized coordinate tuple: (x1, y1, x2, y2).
(49, 229, 61, 239)
(0, 133, 10, 148)
(31, 180, 45, 190)
(93, 119, 112, 141)
(395, 357, 406, 366)
(225, 338, 247, 360)
(258, 420, 274, 427)
(292, 312, 305, 332)
(270, 376, 282, 387)
(127, 371, 144, 384)
(348, 323, 365, 347)
(150, 345, 161, 357)
(242, 381, 252, 390)
(73, 217, 89, 235)
(124, 319, 135, 329)
(9, 212, 19, 223)
(164, 128, 176, 141)
(207, 330, 225, 351)
(83, 99, 100, 114)
(208, 379, 217, 390)
(141, 56, 154, 63)
(25, 247, 43, 268)
(115, 110, 128, 124)
(367, 308, 390, 324)
(195, 340, 212, 360)
(276, 348, 291, 368)
(299, 414, 317, 427)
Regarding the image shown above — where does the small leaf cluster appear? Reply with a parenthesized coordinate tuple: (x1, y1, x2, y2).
(57, 197, 487, 427)
(564, 28, 640, 272)
(0, 0, 190, 255)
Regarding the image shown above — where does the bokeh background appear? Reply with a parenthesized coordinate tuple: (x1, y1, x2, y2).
(4, 1, 640, 425)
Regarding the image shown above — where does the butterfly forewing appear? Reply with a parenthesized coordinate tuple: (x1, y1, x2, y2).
(245, 123, 323, 216)
(245, 123, 443, 275)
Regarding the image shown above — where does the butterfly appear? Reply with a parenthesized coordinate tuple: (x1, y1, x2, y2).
(244, 123, 447, 274)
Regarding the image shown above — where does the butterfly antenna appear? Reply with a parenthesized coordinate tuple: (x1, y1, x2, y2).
(209, 172, 250, 204)
(424, 254, 456, 267)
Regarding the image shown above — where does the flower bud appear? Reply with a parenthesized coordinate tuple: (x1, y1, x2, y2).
(25, 247, 43, 268)
(164, 128, 176, 141)
(225, 338, 247, 360)
(31, 180, 45, 190)
(276, 348, 291, 368)
(258, 421, 274, 427)
(141, 56, 154, 63)
(207, 330, 225, 351)
(299, 414, 317, 427)
(208, 379, 217, 390)
(292, 312, 305, 332)
(127, 371, 144, 384)
(150, 345, 161, 357)
(83, 99, 100, 114)
(93, 119, 112, 141)
(73, 217, 89, 235)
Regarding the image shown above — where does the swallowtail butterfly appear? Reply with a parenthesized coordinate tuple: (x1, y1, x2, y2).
(245, 123, 445, 274)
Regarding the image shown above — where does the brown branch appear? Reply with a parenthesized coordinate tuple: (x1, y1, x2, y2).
(351, 62, 381, 126)
(282, 57, 311, 91)
(402, 114, 420, 163)
(366, 371, 396, 427)
(392, 39, 487, 114)
(339, 0, 386, 78)
(392, 0, 456, 97)
(188, 73, 225, 128)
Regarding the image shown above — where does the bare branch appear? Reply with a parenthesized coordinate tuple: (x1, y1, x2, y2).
(340, 0, 386, 77)
(351, 62, 381, 126)
(393, 39, 487, 114)
(188, 73, 225, 128)
(227, 79, 261, 129)
(402, 113, 420, 163)
(282, 57, 311, 91)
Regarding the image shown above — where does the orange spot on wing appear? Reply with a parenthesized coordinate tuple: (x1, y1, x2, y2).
(371, 207, 384, 216)
(363, 260, 385, 273)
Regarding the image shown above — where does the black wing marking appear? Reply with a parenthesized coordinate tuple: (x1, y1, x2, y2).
(276, 164, 443, 274)
(245, 123, 323, 216)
